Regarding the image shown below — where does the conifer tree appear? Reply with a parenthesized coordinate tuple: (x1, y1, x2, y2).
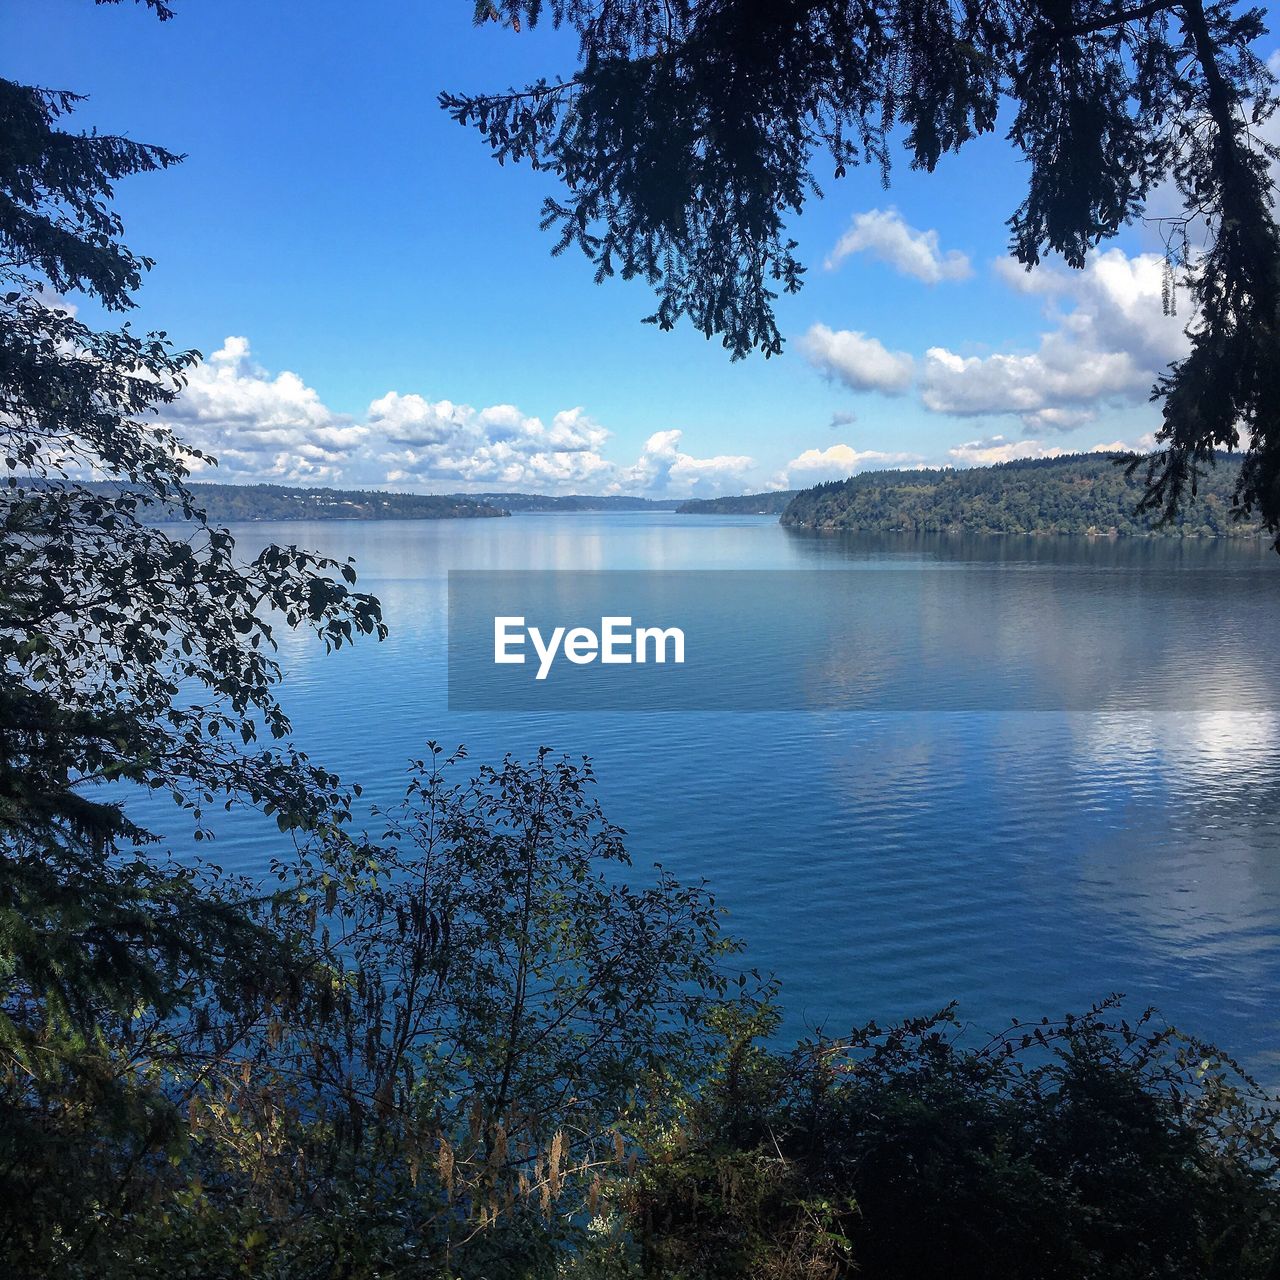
(445, 0, 1280, 543)
(0, 0, 385, 1237)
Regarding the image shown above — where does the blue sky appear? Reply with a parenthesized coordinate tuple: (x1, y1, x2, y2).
(8, 1, 1270, 495)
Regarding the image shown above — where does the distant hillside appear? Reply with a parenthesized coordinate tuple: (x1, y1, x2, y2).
(142, 483, 509, 522)
(678, 490, 798, 515)
(780, 454, 1262, 538)
(464, 492, 681, 512)
(97, 483, 684, 522)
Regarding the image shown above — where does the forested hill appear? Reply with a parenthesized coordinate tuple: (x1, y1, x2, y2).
(780, 453, 1262, 537)
(464, 492, 681, 512)
(128, 483, 508, 521)
(678, 490, 798, 514)
(110, 484, 682, 521)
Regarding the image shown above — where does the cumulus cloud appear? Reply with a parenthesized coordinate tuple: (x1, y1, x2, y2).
(947, 436, 1071, 466)
(372, 393, 615, 490)
(825, 208, 972, 283)
(948, 433, 1156, 466)
(921, 250, 1188, 428)
(161, 337, 366, 484)
(800, 323, 914, 394)
(157, 337, 754, 497)
(614, 430, 755, 498)
(777, 442, 923, 486)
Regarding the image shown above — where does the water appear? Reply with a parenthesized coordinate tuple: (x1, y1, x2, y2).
(128, 513, 1280, 1081)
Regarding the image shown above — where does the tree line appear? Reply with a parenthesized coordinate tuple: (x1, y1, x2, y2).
(80, 481, 509, 522)
(780, 453, 1263, 537)
(678, 490, 799, 515)
(128, 484, 681, 521)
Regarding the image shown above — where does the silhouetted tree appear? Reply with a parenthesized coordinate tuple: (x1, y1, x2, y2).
(0, 0, 385, 1246)
(444, 0, 1280, 544)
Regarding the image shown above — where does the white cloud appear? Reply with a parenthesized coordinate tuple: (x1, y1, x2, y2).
(777, 443, 923, 486)
(614, 430, 755, 498)
(825, 208, 972, 283)
(947, 436, 1071, 466)
(368, 394, 608, 455)
(161, 337, 365, 484)
(370, 393, 615, 489)
(158, 337, 752, 497)
(800, 323, 914, 394)
(920, 344, 1135, 421)
(921, 250, 1188, 428)
(381, 439, 613, 491)
(990, 252, 1186, 367)
(1096, 434, 1158, 452)
(1020, 407, 1098, 431)
(948, 433, 1156, 466)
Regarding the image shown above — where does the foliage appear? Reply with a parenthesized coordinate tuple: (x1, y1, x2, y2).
(464, 492, 681, 512)
(619, 999, 1280, 1279)
(117, 480, 511, 522)
(127, 483, 681, 519)
(0, 13, 385, 1273)
(0, 748, 745, 1280)
(677, 491, 798, 515)
(345, 746, 738, 1167)
(0, 853, 319, 1279)
(780, 451, 1262, 536)
(445, 0, 1280, 542)
(0, 76, 385, 841)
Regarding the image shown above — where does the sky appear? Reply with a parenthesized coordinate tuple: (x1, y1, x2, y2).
(7, 1, 1277, 497)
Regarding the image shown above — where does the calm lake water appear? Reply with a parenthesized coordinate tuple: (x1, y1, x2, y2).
(134, 513, 1280, 1081)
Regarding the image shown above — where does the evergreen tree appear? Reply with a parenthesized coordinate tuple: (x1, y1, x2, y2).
(0, 1, 384, 1251)
(778, 450, 1261, 534)
(444, 0, 1280, 543)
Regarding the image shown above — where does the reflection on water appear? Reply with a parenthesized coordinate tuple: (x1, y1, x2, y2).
(123, 515, 1280, 1082)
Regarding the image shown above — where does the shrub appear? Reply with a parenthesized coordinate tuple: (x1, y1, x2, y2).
(621, 1001, 1280, 1280)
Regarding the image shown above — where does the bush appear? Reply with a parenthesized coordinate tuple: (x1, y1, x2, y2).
(620, 1001, 1280, 1280)
(6, 748, 1277, 1279)
(1, 748, 747, 1279)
